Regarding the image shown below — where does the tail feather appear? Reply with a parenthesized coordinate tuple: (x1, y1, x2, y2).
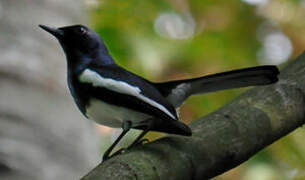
(154, 65, 279, 107)
(189, 65, 279, 94)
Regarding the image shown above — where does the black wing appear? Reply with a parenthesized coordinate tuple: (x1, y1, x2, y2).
(87, 64, 179, 122)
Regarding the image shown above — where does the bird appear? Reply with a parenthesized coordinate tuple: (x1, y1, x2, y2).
(39, 24, 279, 161)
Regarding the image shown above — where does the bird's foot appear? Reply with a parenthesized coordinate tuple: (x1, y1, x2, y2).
(111, 148, 127, 157)
(102, 148, 126, 162)
(128, 138, 149, 149)
(102, 139, 150, 162)
(137, 138, 149, 145)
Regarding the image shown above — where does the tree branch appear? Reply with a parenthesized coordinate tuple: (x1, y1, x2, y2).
(81, 52, 305, 180)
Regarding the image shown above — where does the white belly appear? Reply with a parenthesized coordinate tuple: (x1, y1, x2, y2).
(86, 99, 151, 128)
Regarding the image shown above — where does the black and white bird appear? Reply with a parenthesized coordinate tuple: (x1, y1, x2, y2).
(39, 24, 279, 160)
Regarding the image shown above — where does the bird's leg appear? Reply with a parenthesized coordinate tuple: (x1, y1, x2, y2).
(127, 130, 149, 149)
(128, 120, 154, 149)
(102, 120, 131, 161)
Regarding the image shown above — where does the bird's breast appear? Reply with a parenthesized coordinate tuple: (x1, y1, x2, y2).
(86, 98, 152, 128)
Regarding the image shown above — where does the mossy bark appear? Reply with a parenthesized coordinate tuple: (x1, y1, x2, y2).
(81, 52, 305, 180)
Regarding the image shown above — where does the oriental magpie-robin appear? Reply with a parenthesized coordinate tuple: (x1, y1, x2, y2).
(39, 24, 279, 161)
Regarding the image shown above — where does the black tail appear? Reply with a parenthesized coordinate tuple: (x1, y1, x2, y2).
(154, 65, 279, 107)
(152, 119, 192, 136)
(134, 118, 192, 136)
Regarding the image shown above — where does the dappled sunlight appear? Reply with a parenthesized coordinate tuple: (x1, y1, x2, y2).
(258, 31, 292, 65)
(154, 12, 195, 39)
(242, 0, 270, 6)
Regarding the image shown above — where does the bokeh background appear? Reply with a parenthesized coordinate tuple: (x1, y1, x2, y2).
(0, 0, 305, 179)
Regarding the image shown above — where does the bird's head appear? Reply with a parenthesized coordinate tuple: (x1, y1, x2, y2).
(39, 24, 109, 60)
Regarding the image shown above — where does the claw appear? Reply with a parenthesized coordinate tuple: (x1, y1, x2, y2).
(128, 138, 150, 149)
(102, 148, 127, 162)
(138, 138, 149, 145)
(111, 148, 126, 157)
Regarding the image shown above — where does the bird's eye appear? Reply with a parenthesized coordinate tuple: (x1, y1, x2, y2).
(78, 27, 87, 35)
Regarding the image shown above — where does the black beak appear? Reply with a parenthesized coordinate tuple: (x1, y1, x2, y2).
(39, 25, 64, 38)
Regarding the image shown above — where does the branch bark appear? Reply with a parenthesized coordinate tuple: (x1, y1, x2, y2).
(81, 52, 305, 180)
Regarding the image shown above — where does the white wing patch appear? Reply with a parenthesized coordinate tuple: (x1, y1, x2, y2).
(86, 98, 151, 128)
(79, 69, 176, 120)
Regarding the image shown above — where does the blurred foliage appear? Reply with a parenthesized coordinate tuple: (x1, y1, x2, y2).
(88, 0, 305, 179)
